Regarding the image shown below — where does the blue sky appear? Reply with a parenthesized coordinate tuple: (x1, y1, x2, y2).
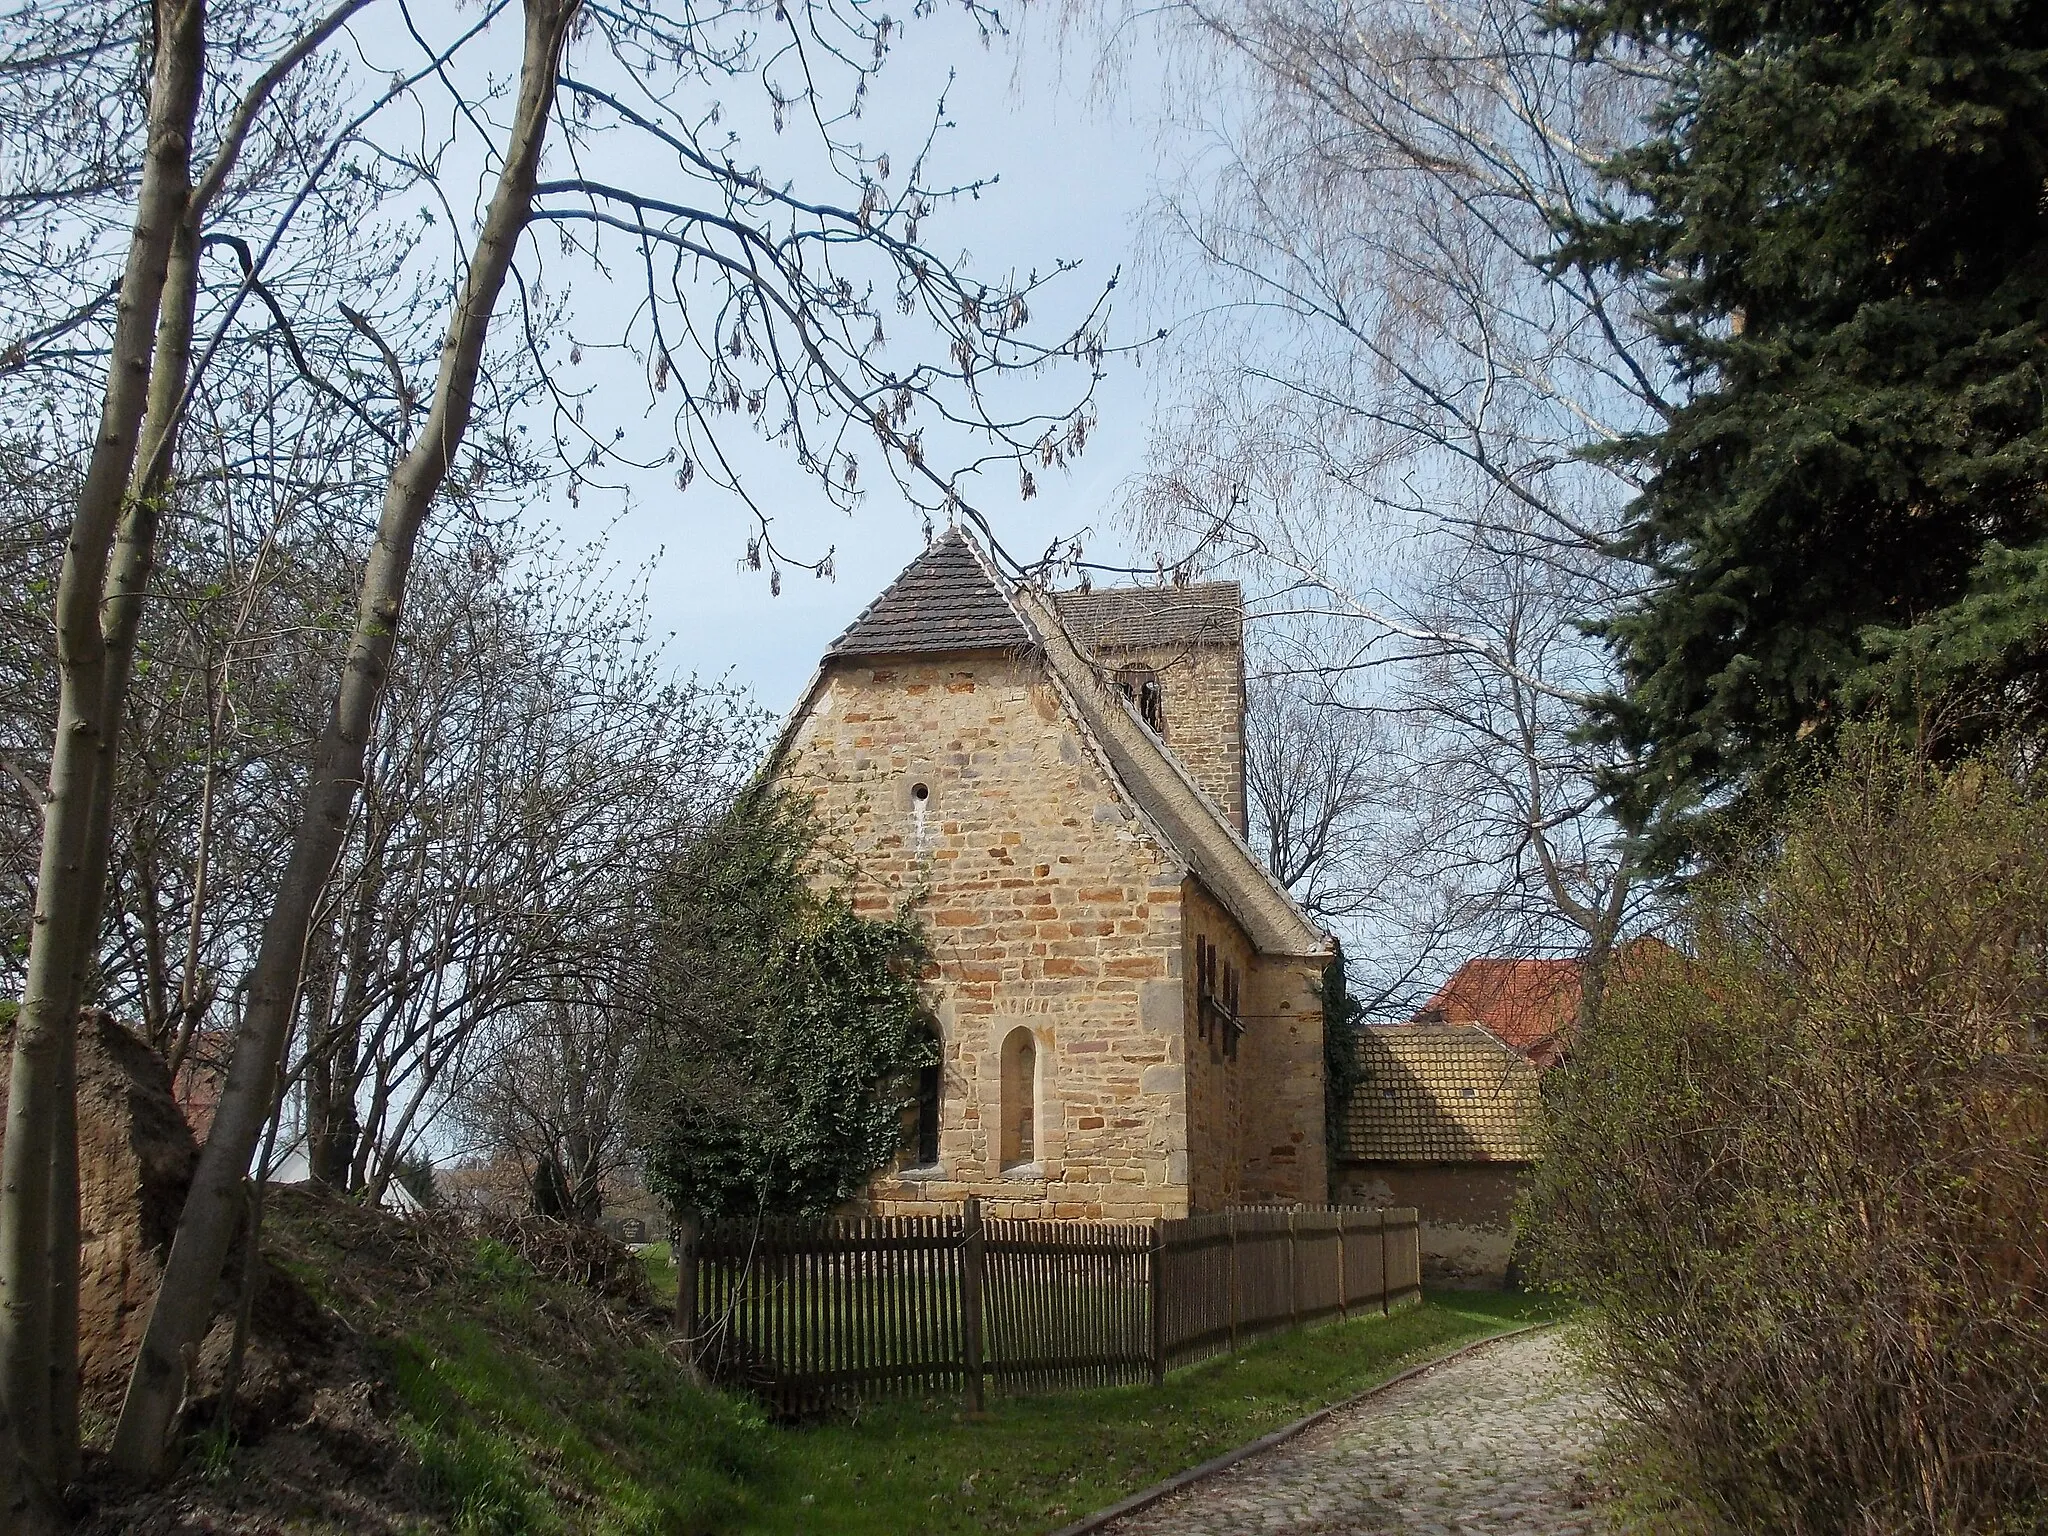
(519, 7, 1185, 716)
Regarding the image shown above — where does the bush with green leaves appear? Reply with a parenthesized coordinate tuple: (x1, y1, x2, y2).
(1318, 955, 1368, 1189)
(1527, 733, 2048, 1534)
(631, 785, 936, 1218)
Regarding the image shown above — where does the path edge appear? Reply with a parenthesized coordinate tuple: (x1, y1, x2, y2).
(1045, 1319, 1557, 1536)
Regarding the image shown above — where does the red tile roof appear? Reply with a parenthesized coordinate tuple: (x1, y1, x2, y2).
(1414, 938, 1678, 1061)
(1414, 958, 1581, 1053)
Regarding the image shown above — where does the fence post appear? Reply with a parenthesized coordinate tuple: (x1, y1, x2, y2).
(1337, 1210, 1349, 1324)
(1226, 1210, 1239, 1354)
(673, 1208, 702, 1385)
(1286, 1208, 1300, 1330)
(1380, 1210, 1390, 1315)
(962, 1196, 986, 1414)
(1148, 1218, 1167, 1387)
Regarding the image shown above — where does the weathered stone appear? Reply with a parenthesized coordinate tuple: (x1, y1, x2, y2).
(0, 1012, 198, 1411)
(780, 557, 1330, 1219)
(1053, 582, 1250, 834)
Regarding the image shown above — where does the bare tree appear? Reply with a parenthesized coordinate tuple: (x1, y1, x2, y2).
(3, 0, 1115, 1488)
(1246, 674, 1383, 922)
(1112, 0, 1675, 1007)
(110, 0, 568, 1475)
(1, 0, 388, 1504)
(455, 978, 647, 1224)
(282, 545, 760, 1207)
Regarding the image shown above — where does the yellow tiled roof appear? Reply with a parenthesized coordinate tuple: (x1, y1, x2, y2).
(1341, 1025, 1541, 1162)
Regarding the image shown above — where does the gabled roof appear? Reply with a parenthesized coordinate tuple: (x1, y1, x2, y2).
(785, 527, 1329, 962)
(1340, 1025, 1540, 1162)
(1014, 584, 1329, 959)
(1415, 958, 1581, 1053)
(1053, 583, 1242, 651)
(827, 528, 1034, 659)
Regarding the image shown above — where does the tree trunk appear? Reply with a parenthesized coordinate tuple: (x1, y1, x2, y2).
(110, 0, 579, 1476)
(0, 0, 205, 1501)
(301, 921, 344, 1187)
(1572, 871, 1632, 1042)
(46, 191, 210, 1495)
(566, 1129, 602, 1225)
(167, 707, 225, 1074)
(324, 837, 384, 1190)
(43, 1053, 77, 1491)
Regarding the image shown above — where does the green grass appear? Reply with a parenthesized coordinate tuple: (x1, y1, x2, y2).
(638, 1241, 680, 1303)
(733, 1289, 1564, 1535)
(387, 1242, 1565, 1536)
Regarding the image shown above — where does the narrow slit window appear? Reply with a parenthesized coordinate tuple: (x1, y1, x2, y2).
(915, 1062, 942, 1165)
(1000, 1026, 1037, 1168)
(901, 1026, 942, 1167)
(1197, 937, 1245, 1061)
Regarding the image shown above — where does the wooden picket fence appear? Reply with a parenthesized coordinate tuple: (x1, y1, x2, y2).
(676, 1202, 1420, 1416)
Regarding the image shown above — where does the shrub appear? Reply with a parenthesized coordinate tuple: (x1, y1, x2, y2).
(1527, 733, 2048, 1534)
(632, 784, 937, 1217)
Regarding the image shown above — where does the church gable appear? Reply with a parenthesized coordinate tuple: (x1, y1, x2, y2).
(776, 529, 1321, 953)
(771, 527, 1331, 1218)
(782, 644, 1191, 1219)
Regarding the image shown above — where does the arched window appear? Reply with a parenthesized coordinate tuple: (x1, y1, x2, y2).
(999, 1026, 1037, 1168)
(1114, 663, 1165, 736)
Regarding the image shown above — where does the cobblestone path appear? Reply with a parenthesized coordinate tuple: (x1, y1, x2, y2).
(1102, 1329, 1615, 1536)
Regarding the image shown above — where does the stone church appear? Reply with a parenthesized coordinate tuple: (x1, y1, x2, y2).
(770, 528, 1333, 1220)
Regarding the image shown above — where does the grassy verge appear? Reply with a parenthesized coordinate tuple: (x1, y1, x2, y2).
(739, 1288, 1564, 1535)
(388, 1235, 1563, 1536)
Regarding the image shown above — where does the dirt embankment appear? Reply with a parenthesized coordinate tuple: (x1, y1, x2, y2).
(1, 1015, 665, 1535)
(84, 1184, 666, 1536)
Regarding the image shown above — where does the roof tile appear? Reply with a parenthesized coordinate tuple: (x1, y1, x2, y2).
(826, 528, 1034, 658)
(1053, 583, 1242, 652)
(1341, 1025, 1541, 1162)
(1413, 940, 1679, 1055)
(1414, 958, 1581, 1051)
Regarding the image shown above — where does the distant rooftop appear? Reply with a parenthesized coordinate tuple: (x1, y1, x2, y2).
(1413, 940, 1677, 1059)
(1414, 957, 1581, 1054)
(1341, 1025, 1540, 1162)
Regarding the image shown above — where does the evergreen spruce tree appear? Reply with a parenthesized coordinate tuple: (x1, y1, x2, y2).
(1558, 0, 2048, 857)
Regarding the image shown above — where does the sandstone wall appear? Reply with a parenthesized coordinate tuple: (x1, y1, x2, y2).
(1180, 881, 1254, 1210)
(783, 652, 1193, 1220)
(1088, 641, 1246, 834)
(1240, 955, 1329, 1205)
(0, 1012, 198, 1410)
(1333, 1162, 1527, 1287)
